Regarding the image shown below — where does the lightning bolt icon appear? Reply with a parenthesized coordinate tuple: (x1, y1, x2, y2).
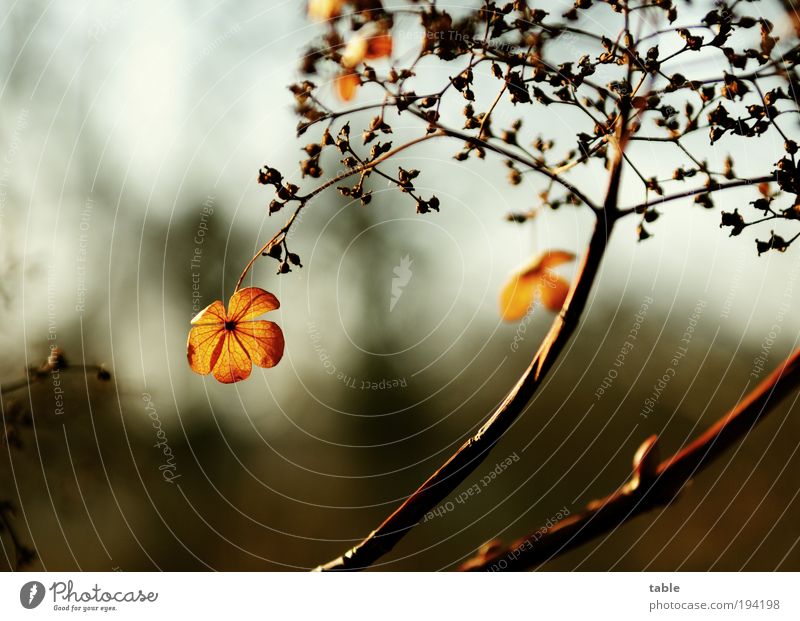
(28, 584, 38, 604)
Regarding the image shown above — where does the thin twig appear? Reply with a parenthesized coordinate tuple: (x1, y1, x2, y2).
(234, 131, 444, 291)
(423, 120, 598, 212)
(1, 363, 108, 396)
(618, 175, 775, 217)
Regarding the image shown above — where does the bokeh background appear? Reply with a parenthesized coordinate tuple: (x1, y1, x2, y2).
(1, 0, 800, 571)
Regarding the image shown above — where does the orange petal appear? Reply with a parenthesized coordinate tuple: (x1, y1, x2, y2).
(536, 272, 571, 312)
(500, 275, 538, 322)
(212, 333, 252, 384)
(335, 71, 360, 101)
(365, 33, 392, 60)
(538, 250, 575, 271)
(499, 249, 576, 321)
(187, 323, 226, 375)
(227, 287, 280, 322)
(190, 299, 226, 325)
(234, 320, 285, 369)
(515, 250, 575, 279)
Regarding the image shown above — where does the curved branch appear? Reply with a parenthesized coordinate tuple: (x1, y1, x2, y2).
(314, 172, 627, 573)
(314, 93, 631, 572)
(460, 346, 800, 571)
(315, 216, 615, 571)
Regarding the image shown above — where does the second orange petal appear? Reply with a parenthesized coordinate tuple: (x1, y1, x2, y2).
(335, 71, 360, 101)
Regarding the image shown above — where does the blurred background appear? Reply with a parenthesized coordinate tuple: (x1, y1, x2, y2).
(1, 0, 799, 571)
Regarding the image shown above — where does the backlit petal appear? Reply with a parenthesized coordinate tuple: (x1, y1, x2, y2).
(234, 320, 285, 369)
(335, 71, 360, 101)
(512, 250, 576, 281)
(537, 272, 571, 312)
(227, 287, 280, 322)
(307, 0, 342, 21)
(499, 250, 576, 321)
(365, 33, 392, 60)
(500, 275, 538, 322)
(538, 250, 576, 271)
(187, 324, 226, 375)
(212, 333, 253, 384)
(341, 34, 368, 68)
(190, 299, 226, 325)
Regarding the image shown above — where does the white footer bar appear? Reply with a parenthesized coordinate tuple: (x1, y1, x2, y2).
(2, 572, 797, 620)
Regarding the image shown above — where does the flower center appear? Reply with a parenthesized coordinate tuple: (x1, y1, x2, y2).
(224, 321, 237, 331)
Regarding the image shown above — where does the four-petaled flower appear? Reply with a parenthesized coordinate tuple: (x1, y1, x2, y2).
(187, 287, 285, 384)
